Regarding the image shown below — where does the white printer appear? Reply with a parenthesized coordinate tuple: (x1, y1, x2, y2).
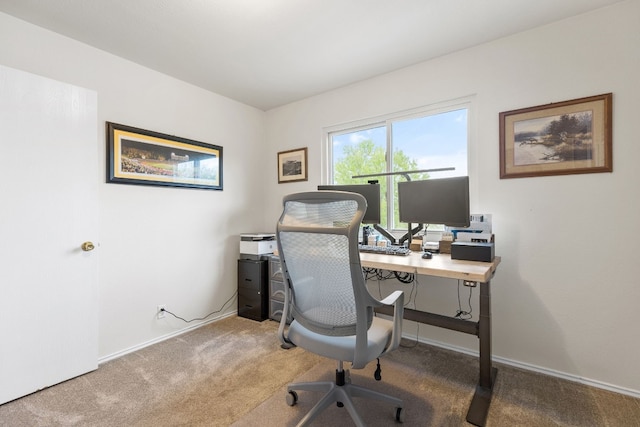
(240, 233, 276, 255)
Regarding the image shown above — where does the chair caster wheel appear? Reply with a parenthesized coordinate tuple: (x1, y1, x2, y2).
(286, 390, 298, 406)
(395, 407, 405, 423)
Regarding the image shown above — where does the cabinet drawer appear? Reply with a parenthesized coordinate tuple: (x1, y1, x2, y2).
(239, 287, 265, 321)
(269, 258, 283, 280)
(239, 286, 261, 304)
(270, 280, 286, 301)
(270, 299, 292, 324)
(238, 259, 265, 291)
(270, 299, 284, 322)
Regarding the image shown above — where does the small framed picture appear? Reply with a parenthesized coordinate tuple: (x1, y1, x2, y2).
(499, 93, 612, 179)
(277, 147, 308, 183)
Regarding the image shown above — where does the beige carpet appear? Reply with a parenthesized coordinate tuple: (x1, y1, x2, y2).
(0, 316, 321, 427)
(1, 316, 639, 426)
(235, 337, 640, 426)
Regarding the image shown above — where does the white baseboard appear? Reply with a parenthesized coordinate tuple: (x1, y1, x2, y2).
(98, 311, 237, 365)
(407, 334, 640, 399)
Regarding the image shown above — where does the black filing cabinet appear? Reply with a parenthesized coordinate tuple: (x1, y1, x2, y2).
(237, 259, 268, 321)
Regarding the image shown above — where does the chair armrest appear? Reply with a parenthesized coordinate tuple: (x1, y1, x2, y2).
(379, 290, 403, 306)
(277, 290, 295, 349)
(277, 276, 296, 349)
(380, 290, 404, 352)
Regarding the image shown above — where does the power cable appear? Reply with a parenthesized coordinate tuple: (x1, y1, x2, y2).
(161, 291, 237, 323)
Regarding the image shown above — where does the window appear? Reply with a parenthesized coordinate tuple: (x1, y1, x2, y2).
(325, 99, 470, 232)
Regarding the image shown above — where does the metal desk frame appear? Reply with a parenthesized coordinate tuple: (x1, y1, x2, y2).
(360, 252, 501, 426)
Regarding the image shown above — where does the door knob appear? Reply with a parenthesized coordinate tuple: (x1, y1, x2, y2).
(81, 241, 95, 252)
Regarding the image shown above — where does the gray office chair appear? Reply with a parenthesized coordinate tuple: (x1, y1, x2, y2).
(276, 191, 405, 426)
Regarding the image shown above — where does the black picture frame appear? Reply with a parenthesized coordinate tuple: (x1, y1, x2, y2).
(107, 122, 223, 190)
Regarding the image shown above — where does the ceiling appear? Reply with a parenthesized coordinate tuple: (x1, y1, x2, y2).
(0, 0, 624, 110)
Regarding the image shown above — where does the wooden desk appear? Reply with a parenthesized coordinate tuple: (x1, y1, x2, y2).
(361, 252, 501, 427)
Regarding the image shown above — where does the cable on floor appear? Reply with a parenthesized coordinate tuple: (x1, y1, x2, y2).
(161, 291, 237, 323)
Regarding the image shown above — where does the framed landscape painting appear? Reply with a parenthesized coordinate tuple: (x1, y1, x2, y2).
(107, 122, 223, 190)
(499, 93, 612, 179)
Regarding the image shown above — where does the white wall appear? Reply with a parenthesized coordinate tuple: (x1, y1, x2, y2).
(0, 12, 267, 359)
(2, 0, 638, 397)
(264, 0, 640, 395)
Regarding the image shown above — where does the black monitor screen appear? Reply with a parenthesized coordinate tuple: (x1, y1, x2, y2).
(317, 183, 381, 224)
(398, 176, 470, 227)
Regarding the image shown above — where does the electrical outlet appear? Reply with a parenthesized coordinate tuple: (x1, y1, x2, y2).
(157, 305, 166, 319)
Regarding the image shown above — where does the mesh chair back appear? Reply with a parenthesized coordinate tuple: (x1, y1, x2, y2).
(277, 191, 371, 337)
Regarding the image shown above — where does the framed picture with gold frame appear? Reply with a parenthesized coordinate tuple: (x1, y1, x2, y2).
(499, 93, 612, 179)
(107, 122, 222, 190)
(277, 147, 308, 183)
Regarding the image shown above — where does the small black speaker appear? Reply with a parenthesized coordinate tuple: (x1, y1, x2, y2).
(451, 242, 495, 262)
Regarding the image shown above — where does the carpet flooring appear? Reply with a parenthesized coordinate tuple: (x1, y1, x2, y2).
(1, 316, 638, 426)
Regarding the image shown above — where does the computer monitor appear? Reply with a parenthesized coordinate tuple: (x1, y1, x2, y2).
(398, 176, 470, 227)
(317, 183, 381, 224)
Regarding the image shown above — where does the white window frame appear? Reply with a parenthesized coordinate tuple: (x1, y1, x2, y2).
(322, 95, 475, 232)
